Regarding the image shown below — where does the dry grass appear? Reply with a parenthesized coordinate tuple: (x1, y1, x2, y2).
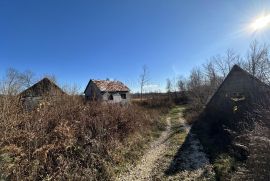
(131, 96, 174, 114)
(0, 95, 164, 180)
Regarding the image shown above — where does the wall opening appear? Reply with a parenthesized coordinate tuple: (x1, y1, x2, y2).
(108, 94, 114, 100)
(121, 94, 126, 99)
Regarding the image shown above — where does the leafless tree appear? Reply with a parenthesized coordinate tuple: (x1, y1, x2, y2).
(224, 49, 241, 71)
(187, 67, 204, 90)
(19, 70, 35, 89)
(203, 60, 219, 87)
(166, 78, 173, 101)
(1, 69, 24, 95)
(186, 67, 209, 110)
(166, 78, 172, 93)
(213, 49, 241, 78)
(62, 83, 81, 95)
(0, 68, 36, 96)
(177, 76, 187, 92)
(244, 41, 270, 83)
(139, 65, 150, 101)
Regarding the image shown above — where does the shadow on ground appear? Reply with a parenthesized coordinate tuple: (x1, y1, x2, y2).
(165, 128, 210, 176)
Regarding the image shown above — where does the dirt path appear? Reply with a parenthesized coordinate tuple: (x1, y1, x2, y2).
(117, 108, 215, 181)
(116, 117, 172, 181)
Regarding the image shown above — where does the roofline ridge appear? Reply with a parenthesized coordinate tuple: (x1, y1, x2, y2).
(205, 64, 270, 108)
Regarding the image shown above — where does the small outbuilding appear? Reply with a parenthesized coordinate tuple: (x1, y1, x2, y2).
(20, 78, 65, 108)
(84, 79, 130, 104)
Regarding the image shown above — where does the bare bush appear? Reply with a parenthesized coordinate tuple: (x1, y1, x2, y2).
(0, 94, 160, 180)
(232, 106, 270, 181)
(0, 68, 161, 180)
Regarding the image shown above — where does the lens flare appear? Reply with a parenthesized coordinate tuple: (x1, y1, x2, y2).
(250, 14, 270, 31)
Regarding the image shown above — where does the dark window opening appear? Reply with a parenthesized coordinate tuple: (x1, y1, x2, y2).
(232, 92, 244, 99)
(108, 94, 114, 100)
(121, 94, 126, 99)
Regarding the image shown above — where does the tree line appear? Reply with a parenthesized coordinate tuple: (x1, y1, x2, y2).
(165, 40, 270, 111)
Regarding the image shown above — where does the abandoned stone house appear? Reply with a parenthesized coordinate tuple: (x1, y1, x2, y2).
(84, 79, 130, 103)
(205, 64, 270, 115)
(20, 77, 65, 108)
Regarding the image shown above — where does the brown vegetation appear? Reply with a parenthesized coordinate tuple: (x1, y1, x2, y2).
(1, 40, 269, 180)
(0, 95, 164, 180)
(180, 41, 270, 180)
(0, 69, 167, 180)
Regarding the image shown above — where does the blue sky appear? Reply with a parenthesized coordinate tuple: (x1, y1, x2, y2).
(1, 0, 270, 93)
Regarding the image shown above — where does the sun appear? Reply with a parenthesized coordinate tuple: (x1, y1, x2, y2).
(250, 14, 270, 31)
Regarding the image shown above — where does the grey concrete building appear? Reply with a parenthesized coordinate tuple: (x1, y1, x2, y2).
(206, 65, 270, 115)
(84, 79, 130, 104)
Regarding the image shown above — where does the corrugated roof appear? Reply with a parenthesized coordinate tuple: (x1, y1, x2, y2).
(90, 80, 130, 92)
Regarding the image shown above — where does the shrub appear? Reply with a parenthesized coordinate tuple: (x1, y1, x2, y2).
(213, 154, 236, 180)
(132, 96, 174, 114)
(191, 100, 270, 180)
(0, 95, 160, 180)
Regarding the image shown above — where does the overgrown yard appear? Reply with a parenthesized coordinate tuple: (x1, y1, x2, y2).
(0, 96, 167, 180)
(2, 95, 267, 181)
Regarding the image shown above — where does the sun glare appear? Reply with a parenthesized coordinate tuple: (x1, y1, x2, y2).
(250, 14, 270, 31)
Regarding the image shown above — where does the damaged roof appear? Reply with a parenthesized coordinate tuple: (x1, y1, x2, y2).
(85, 79, 130, 93)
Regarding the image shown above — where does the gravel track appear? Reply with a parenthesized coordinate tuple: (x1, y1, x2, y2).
(116, 117, 172, 181)
(116, 110, 215, 181)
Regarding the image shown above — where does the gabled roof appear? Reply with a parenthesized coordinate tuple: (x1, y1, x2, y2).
(84, 79, 130, 93)
(206, 64, 270, 107)
(20, 78, 65, 98)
